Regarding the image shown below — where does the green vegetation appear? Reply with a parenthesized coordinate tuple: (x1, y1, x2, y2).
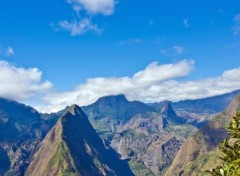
(129, 161, 155, 176)
(207, 112, 240, 176)
(49, 141, 78, 176)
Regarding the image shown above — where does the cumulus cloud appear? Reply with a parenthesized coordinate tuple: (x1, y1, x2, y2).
(57, 0, 115, 36)
(59, 19, 101, 36)
(36, 60, 194, 112)
(233, 14, 240, 35)
(35, 60, 240, 113)
(6, 47, 14, 56)
(0, 60, 53, 101)
(67, 0, 115, 15)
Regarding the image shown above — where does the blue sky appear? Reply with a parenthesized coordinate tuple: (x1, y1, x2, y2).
(0, 0, 240, 112)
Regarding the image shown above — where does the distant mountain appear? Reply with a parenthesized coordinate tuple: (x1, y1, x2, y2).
(172, 89, 240, 114)
(149, 90, 240, 128)
(0, 97, 59, 175)
(0, 98, 40, 140)
(82, 94, 156, 137)
(165, 94, 240, 176)
(83, 94, 156, 120)
(26, 105, 134, 176)
(160, 102, 187, 124)
(83, 95, 197, 175)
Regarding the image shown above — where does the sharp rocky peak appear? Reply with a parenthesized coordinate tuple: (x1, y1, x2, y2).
(161, 101, 175, 114)
(67, 104, 83, 115)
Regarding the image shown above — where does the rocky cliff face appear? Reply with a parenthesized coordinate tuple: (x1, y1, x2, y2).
(165, 94, 240, 176)
(26, 105, 134, 176)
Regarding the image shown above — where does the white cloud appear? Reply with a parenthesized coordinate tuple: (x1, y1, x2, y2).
(6, 47, 14, 56)
(173, 46, 185, 55)
(183, 18, 189, 28)
(67, 0, 115, 15)
(0, 60, 53, 101)
(57, 0, 115, 36)
(59, 19, 101, 36)
(233, 14, 240, 35)
(36, 60, 194, 112)
(35, 60, 240, 113)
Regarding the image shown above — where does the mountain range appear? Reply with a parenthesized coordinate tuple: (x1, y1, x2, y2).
(0, 89, 239, 175)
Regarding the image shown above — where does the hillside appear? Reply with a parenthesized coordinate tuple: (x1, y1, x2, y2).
(26, 105, 134, 176)
(165, 94, 240, 176)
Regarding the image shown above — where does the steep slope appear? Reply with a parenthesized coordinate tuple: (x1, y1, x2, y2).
(165, 94, 240, 176)
(0, 97, 58, 176)
(26, 105, 134, 176)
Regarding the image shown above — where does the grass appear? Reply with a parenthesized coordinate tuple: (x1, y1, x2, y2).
(130, 161, 155, 176)
(182, 149, 222, 176)
(49, 141, 78, 176)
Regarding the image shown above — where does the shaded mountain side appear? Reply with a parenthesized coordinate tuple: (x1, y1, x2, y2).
(165, 94, 240, 176)
(0, 97, 60, 176)
(0, 98, 40, 141)
(26, 105, 134, 176)
(0, 146, 10, 173)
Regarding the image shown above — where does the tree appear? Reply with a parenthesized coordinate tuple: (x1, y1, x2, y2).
(207, 112, 240, 176)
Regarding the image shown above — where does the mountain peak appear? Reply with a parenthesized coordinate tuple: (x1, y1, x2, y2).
(161, 101, 176, 115)
(96, 94, 128, 104)
(160, 101, 188, 124)
(26, 102, 134, 176)
(67, 104, 84, 116)
(83, 94, 156, 120)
